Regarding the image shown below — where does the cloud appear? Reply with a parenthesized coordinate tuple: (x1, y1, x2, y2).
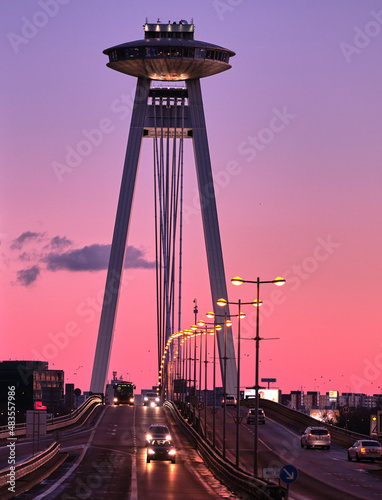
(44, 244, 155, 272)
(10, 231, 45, 250)
(45, 244, 110, 271)
(124, 246, 156, 269)
(46, 236, 73, 250)
(16, 265, 40, 286)
(10, 231, 155, 286)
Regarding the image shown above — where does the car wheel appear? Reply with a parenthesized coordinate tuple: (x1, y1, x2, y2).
(301, 441, 304, 448)
(171, 458, 176, 464)
(347, 452, 352, 461)
(326, 446, 330, 450)
(147, 458, 150, 463)
(356, 453, 360, 462)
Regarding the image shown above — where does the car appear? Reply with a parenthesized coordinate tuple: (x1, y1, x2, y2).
(247, 408, 266, 424)
(301, 426, 331, 449)
(146, 439, 176, 463)
(143, 392, 161, 407)
(347, 440, 382, 462)
(222, 395, 237, 407)
(146, 424, 171, 444)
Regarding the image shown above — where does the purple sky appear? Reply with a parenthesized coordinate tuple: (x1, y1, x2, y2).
(1, 1, 382, 395)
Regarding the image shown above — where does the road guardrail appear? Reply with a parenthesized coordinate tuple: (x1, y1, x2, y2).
(0, 395, 102, 440)
(164, 401, 286, 500)
(251, 399, 379, 448)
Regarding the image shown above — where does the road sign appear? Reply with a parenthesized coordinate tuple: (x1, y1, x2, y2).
(195, 401, 205, 411)
(342, 405, 351, 415)
(262, 467, 280, 479)
(280, 465, 298, 484)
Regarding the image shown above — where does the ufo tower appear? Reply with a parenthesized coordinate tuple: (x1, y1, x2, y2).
(90, 20, 237, 396)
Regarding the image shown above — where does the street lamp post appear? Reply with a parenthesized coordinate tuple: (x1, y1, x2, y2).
(204, 314, 222, 449)
(197, 321, 209, 438)
(223, 312, 227, 459)
(216, 300, 246, 469)
(235, 299, 242, 469)
(231, 276, 285, 477)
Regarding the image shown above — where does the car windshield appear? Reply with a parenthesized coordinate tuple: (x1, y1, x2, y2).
(150, 426, 168, 433)
(150, 439, 171, 446)
(361, 441, 380, 447)
(311, 429, 328, 435)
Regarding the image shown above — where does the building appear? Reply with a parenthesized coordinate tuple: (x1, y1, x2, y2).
(305, 391, 320, 409)
(0, 360, 64, 423)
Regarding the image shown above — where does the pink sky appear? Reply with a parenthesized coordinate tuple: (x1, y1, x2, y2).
(1, 1, 382, 396)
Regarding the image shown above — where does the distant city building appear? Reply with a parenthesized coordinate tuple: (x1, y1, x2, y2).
(305, 391, 320, 409)
(0, 360, 64, 423)
(290, 390, 303, 409)
(65, 383, 75, 410)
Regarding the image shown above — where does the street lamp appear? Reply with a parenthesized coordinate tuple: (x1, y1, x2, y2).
(216, 299, 247, 468)
(231, 276, 285, 477)
(199, 317, 222, 446)
(206, 312, 223, 448)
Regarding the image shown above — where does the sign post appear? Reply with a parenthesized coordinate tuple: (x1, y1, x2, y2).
(26, 410, 47, 456)
(280, 464, 298, 500)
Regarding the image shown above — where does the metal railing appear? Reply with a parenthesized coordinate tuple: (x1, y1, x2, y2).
(256, 399, 380, 447)
(0, 395, 102, 440)
(0, 441, 60, 489)
(164, 401, 286, 500)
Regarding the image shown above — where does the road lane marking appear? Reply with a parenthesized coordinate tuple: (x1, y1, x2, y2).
(33, 406, 107, 499)
(129, 404, 138, 500)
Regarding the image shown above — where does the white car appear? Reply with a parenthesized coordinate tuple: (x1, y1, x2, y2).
(222, 395, 237, 407)
(301, 427, 331, 449)
(143, 392, 161, 407)
(348, 440, 382, 462)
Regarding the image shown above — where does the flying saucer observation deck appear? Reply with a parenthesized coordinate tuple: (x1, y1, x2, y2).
(90, 20, 238, 398)
(103, 21, 235, 80)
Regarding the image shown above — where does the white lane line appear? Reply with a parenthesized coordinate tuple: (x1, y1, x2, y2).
(33, 406, 107, 500)
(129, 404, 138, 500)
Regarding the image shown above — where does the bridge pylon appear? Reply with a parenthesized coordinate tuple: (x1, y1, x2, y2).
(90, 20, 237, 396)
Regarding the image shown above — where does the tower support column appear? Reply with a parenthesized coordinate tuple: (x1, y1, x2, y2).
(187, 78, 237, 395)
(90, 77, 150, 394)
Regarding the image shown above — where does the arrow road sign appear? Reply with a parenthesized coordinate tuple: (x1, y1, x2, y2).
(280, 464, 298, 484)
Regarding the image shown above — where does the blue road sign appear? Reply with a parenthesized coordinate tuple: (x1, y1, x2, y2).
(280, 464, 298, 484)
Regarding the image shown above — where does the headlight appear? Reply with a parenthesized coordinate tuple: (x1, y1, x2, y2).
(168, 449, 176, 455)
(165, 434, 171, 440)
(148, 449, 156, 455)
(155, 397, 160, 402)
(146, 434, 152, 441)
(113, 397, 118, 403)
(150, 401, 156, 407)
(130, 398, 134, 403)
(144, 397, 148, 401)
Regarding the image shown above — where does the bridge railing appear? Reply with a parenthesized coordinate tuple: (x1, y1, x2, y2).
(0, 395, 102, 440)
(249, 399, 380, 447)
(164, 401, 286, 500)
(0, 441, 60, 490)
